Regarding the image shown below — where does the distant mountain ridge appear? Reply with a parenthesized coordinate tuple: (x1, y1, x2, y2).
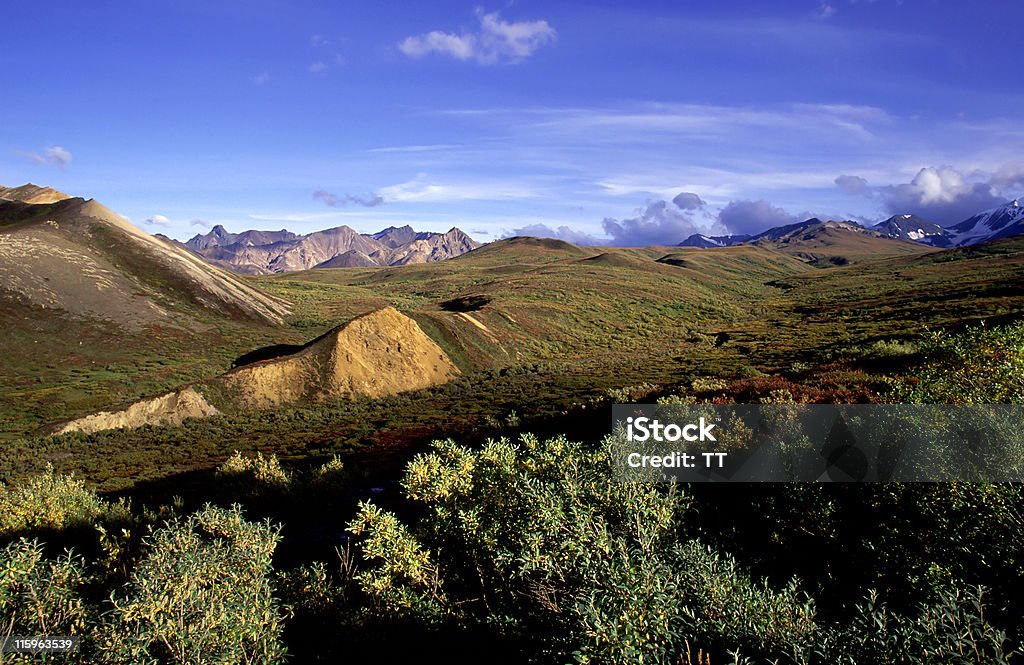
(680, 200, 1024, 253)
(871, 214, 954, 247)
(681, 218, 928, 265)
(185, 223, 481, 274)
(947, 198, 1024, 246)
(677, 233, 751, 248)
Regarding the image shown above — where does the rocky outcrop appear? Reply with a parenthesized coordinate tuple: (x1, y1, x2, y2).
(53, 388, 220, 435)
(221, 307, 460, 409)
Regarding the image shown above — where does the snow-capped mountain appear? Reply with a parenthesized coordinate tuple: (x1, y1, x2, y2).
(675, 201, 1024, 252)
(678, 233, 751, 248)
(872, 214, 954, 248)
(947, 198, 1024, 246)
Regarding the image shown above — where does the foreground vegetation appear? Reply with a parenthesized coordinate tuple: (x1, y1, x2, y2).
(2, 322, 1022, 663)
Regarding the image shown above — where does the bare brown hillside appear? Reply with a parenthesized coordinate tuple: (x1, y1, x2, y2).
(0, 183, 72, 204)
(221, 307, 460, 408)
(0, 189, 291, 326)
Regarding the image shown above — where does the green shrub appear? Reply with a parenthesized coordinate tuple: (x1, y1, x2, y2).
(0, 465, 107, 536)
(310, 455, 345, 484)
(350, 434, 816, 663)
(691, 377, 729, 393)
(216, 451, 292, 490)
(897, 322, 1024, 403)
(865, 339, 919, 359)
(100, 504, 287, 664)
(815, 585, 1013, 664)
(349, 501, 445, 620)
(0, 539, 91, 661)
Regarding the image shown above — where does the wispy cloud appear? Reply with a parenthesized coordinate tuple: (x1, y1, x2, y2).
(313, 189, 384, 207)
(376, 174, 541, 203)
(399, 9, 556, 65)
(516, 102, 890, 145)
(309, 54, 345, 74)
(20, 145, 72, 168)
(366, 143, 466, 154)
(143, 214, 171, 227)
(308, 34, 345, 74)
(253, 72, 271, 85)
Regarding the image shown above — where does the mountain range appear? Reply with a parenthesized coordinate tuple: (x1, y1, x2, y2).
(182, 223, 481, 274)
(4, 181, 1024, 441)
(680, 199, 1024, 251)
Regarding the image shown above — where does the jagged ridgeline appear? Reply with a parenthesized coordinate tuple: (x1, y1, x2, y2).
(181, 223, 481, 274)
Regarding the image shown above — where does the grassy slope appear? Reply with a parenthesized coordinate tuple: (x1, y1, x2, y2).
(0, 201, 298, 435)
(257, 240, 814, 369)
(753, 225, 928, 265)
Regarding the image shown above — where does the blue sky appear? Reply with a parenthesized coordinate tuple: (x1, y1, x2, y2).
(2, 0, 1022, 245)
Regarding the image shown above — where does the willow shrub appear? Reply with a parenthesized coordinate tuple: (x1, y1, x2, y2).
(98, 504, 288, 664)
(0, 464, 117, 537)
(896, 321, 1024, 404)
(349, 434, 816, 663)
(0, 539, 91, 664)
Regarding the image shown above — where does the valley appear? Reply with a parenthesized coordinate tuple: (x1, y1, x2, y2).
(3, 185, 1024, 664)
(3, 189, 1024, 491)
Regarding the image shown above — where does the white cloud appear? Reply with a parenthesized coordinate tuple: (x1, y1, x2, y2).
(190, 218, 214, 228)
(144, 214, 172, 227)
(44, 146, 72, 167)
(717, 200, 802, 236)
(377, 174, 540, 203)
(20, 145, 72, 168)
(501, 223, 604, 245)
(835, 174, 870, 196)
(400, 31, 476, 60)
(835, 165, 1015, 224)
(987, 161, 1024, 191)
(601, 196, 717, 246)
(399, 9, 556, 65)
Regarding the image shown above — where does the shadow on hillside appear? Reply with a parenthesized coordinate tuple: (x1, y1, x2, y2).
(440, 294, 491, 312)
(232, 343, 305, 367)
